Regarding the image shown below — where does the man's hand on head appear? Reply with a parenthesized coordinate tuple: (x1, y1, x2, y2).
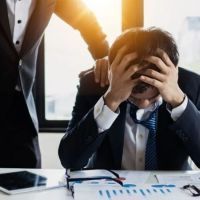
(104, 47, 145, 112)
(140, 49, 185, 108)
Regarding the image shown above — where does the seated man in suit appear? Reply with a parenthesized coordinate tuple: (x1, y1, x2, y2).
(59, 27, 200, 170)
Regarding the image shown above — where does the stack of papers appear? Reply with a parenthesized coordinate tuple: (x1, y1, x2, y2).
(70, 170, 200, 200)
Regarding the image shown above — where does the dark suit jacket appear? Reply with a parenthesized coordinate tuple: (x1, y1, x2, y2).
(0, 0, 108, 167)
(59, 67, 200, 170)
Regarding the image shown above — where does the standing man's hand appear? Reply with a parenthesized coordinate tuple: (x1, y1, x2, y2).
(104, 48, 143, 112)
(78, 57, 109, 87)
(140, 49, 185, 108)
(94, 57, 109, 87)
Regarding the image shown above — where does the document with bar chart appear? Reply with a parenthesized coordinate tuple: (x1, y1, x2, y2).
(73, 184, 195, 200)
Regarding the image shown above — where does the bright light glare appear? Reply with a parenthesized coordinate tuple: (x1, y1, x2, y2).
(84, 0, 106, 10)
(83, 0, 121, 44)
(45, 0, 121, 120)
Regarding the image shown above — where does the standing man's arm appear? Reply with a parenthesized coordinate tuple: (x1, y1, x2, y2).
(54, 0, 109, 59)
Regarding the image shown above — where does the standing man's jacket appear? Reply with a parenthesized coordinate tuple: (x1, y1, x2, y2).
(0, 0, 108, 167)
(59, 68, 200, 170)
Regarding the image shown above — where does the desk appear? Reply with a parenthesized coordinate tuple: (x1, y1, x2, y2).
(0, 169, 199, 200)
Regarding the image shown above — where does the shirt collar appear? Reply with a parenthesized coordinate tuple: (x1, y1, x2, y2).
(128, 96, 163, 121)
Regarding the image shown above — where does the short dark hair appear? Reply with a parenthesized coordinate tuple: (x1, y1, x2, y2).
(109, 27, 179, 66)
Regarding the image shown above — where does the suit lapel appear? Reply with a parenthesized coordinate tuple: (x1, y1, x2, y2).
(20, 0, 55, 57)
(0, 0, 18, 55)
(108, 102, 127, 169)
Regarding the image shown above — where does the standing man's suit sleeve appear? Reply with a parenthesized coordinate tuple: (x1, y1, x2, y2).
(54, 0, 109, 59)
(58, 74, 108, 169)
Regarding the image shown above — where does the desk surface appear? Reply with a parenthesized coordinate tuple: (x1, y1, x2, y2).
(0, 169, 198, 200)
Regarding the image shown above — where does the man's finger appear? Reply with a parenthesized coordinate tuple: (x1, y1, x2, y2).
(140, 75, 162, 89)
(119, 52, 138, 72)
(100, 59, 109, 87)
(125, 64, 140, 78)
(111, 46, 127, 67)
(157, 48, 174, 67)
(141, 69, 165, 82)
(94, 60, 101, 83)
(144, 56, 169, 74)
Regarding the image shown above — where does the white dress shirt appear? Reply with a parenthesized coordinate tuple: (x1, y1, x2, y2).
(6, 0, 36, 53)
(6, 0, 36, 90)
(94, 95, 188, 170)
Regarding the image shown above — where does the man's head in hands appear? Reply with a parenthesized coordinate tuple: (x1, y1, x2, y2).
(108, 27, 179, 108)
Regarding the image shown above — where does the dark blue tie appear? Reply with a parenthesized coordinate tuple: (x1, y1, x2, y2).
(129, 104, 158, 170)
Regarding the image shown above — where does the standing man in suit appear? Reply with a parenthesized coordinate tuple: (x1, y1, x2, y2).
(59, 27, 200, 170)
(0, 0, 109, 168)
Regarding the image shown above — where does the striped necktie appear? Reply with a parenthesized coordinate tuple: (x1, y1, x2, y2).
(129, 104, 158, 170)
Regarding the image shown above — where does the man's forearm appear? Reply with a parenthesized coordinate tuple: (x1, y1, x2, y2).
(170, 99, 200, 168)
(54, 0, 109, 59)
(58, 108, 107, 169)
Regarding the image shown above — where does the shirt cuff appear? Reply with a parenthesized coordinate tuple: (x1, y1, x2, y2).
(94, 97, 119, 132)
(166, 95, 188, 121)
